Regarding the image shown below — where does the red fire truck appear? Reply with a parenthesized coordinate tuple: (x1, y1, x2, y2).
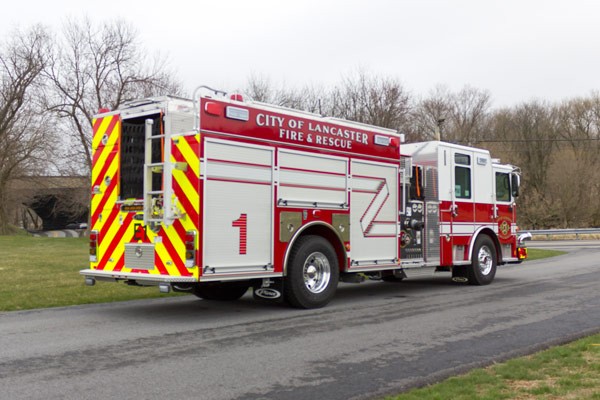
(80, 87, 528, 308)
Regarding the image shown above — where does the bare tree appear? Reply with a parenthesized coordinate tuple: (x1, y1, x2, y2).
(449, 86, 492, 144)
(330, 70, 411, 131)
(553, 94, 600, 226)
(245, 73, 327, 114)
(45, 18, 183, 172)
(409, 85, 453, 141)
(0, 26, 55, 234)
(489, 101, 560, 228)
(409, 85, 491, 143)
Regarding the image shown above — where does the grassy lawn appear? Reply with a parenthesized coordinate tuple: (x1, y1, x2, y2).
(385, 333, 600, 400)
(526, 248, 567, 261)
(384, 247, 595, 400)
(0, 235, 185, 312)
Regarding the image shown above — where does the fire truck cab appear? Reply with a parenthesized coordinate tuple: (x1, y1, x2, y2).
(81, 88, 527, 308)
(399, 141, 525, 284)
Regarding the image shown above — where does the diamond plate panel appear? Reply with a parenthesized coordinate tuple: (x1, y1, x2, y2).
(125, 243, 155, 270)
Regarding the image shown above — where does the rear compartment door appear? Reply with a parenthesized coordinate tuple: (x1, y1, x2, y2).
(202, 139, 274, 276)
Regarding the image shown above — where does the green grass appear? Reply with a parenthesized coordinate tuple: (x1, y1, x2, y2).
(0, 235, 185, 312)
(526, 248, 567, 261)
(385, 333, 600, 400)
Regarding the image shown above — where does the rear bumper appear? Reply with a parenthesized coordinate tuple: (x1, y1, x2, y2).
(79, 269, 197, 284)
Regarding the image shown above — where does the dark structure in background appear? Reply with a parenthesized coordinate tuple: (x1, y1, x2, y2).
(25, 190, 88, 230)
(9, 176, 89, 231)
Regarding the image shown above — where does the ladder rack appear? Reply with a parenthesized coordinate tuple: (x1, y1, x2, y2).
(143, 119, 174, 226)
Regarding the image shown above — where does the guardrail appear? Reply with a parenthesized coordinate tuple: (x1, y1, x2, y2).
(522, 228, 600, 239)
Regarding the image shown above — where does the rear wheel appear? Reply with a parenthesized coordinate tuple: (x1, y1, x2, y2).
(468, 235, 497, 285)
(284, 235, 339, 309)
(381, 270, 404, 282)
(192, 282, 250, 301)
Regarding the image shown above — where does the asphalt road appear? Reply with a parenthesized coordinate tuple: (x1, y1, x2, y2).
(1, 241, 599, 400)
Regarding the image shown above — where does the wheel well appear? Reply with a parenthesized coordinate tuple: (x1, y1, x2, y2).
(285, 223, 347, 274)
(472, 229, 502, 263)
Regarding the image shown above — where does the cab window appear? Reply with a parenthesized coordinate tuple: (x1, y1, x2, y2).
(496, 172, 511, 202)
(454, 154, 471, 199)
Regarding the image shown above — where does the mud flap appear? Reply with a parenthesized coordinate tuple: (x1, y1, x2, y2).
(451, 266, 469, 283)
(253, 278, 284, 303)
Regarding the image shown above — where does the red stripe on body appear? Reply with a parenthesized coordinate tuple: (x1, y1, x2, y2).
(154, 255, 170, 276)
(92, 150, 118, 188)
(279, 183, 346, 192)
(207, 158, 271, 169)
(92, 117, 119, 162)
(96, 213, 134, 271)
(92, 118, 103, 133)
(207, 177, 271, 186)
(280, 166, 346, 176)
(172, 219, 188, 241)
(171, 144, 201, 194)
(352, 189, 379, 194)
(159, 227, 191, 277)
(98, 207, 120, 237)
(113, 254, 125, 272)
(173, 179, 199, 226)
(91, 177, 118, 225)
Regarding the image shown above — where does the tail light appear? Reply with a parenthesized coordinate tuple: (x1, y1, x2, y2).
(185, 230, 197, 268)
(89, 230, 99, 262)
(517, 247, 528, 260)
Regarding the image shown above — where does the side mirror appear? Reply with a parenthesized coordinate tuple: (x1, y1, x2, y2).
(511, 174, 520, 198)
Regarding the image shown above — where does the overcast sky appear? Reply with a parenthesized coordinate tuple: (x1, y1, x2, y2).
(4, 0, 600, 107)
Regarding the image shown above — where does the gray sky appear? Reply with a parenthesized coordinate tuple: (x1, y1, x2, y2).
(4, 0, 600, 107)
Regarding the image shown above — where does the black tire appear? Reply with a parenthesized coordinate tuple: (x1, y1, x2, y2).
(468, 235, 497, 285)
(381, 270, 404, 282)
(284, 235, 339, 309)
(192, 282, 250, 301)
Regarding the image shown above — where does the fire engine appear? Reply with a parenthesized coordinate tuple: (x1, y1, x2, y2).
(80, 86, 528, 308)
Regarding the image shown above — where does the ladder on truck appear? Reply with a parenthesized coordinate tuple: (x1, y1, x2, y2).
(143, 118, 176, 225)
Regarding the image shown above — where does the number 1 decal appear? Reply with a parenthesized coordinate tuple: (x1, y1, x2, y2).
(232, 214, 247, 255)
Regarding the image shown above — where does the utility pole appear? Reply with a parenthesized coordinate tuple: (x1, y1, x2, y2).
(435, 118, 446, 141)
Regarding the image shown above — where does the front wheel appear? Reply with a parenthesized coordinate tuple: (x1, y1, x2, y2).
(468, 235, 497, 285)
(284, 235, 339, 309)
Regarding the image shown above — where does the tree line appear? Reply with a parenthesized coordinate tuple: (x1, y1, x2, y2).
(245, 73, 600, 229)
(1, 20, 598, 233)
(0, 20, 181, 234)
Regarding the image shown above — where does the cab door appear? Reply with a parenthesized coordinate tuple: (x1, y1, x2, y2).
(493, 167, 516, 260)
(449, 150, 475, 263)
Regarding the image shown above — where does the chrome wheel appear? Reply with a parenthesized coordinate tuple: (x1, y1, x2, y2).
(477, 245, 494, 276)
(303, 252, 331, 294)
(285, 235, 339, 308)
(467, 235, 496, 285)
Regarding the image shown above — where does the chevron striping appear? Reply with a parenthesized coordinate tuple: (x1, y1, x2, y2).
(159, 226, 190, 276)
(97, 213, 134, 271)
(91, 176, 118, 226)
(176, 135, 200, 177)
(172, 179, 199, 227)
(92, 116, 119, 149)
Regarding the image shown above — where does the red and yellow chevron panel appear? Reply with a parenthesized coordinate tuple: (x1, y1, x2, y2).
(90, 113, 201, 280)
